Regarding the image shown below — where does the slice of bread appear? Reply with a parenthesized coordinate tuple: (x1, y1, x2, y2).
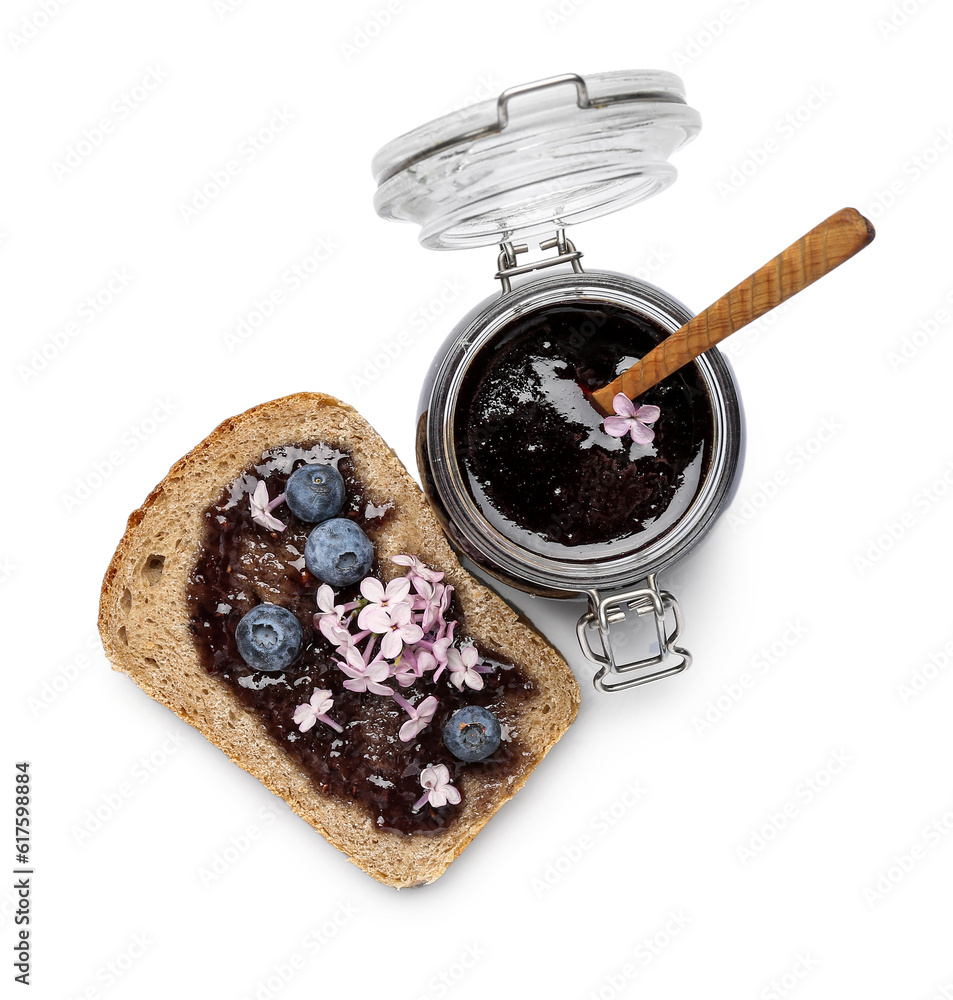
(98, 392, 579, 888)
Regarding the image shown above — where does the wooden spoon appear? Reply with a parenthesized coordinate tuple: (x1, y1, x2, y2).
(589, 207, 875, 415)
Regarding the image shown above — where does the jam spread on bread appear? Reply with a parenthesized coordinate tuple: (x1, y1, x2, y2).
(186, 444, 535, 836)
(456, 302, 714, 551)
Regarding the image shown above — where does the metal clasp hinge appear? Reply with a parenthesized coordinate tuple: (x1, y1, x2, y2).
(495, 228, 584, 295)
(576, 574, 692, 693)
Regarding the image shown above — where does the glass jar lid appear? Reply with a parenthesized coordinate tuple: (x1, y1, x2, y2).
(372, 70, 701, 250)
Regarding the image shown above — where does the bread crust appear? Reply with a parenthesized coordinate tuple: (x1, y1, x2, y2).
(98, 392, 579, 888)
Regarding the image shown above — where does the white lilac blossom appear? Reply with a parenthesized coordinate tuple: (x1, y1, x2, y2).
(413, 764, 461, 812)
(391, 553, 444, 585)
(376, 602, 425, 659)
(446, 644, 489, 691)
(338, 647, 393, 696)
(292, 689, 343, 733)
(249, 480, 287, 531)
(316, 584, 345, 619)
(393, 694, 438, 743)
(357, 576, 412, 628)
(602, 393, 661, 445)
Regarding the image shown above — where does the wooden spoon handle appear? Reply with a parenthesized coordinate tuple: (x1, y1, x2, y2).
(590, 207, 875, 414)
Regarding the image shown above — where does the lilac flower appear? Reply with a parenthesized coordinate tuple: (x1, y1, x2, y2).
(394, 694, 438, 742)
(413, 578, 454, 632)
(357, 576, 412, 631)
(413, 764, 461, 812)
(414, 649, 437, 676)
(292, 689, 343, 734)
(249, 480, 287, 531)
(368, 602, 424, 660)
(392, 656, 420, 688)
(602, 393, 661, 445)
(392, 553, 444, 585)
(315, 614, 354, 652)
(316, 584, 345, 619)
(337, 647, 392, 696)
(429, 626, 456, 681)
(446, 644, 488, 691)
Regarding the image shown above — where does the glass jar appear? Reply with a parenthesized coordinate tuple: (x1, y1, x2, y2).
(373, 72, 745, 691)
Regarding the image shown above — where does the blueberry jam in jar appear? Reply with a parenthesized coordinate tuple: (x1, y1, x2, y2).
(455, 301, 713, 555)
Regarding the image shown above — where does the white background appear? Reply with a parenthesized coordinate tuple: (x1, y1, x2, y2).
(4, 0, 953, 997)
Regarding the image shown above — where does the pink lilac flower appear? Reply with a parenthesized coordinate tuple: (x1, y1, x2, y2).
(394, 694, 438, 742)
(316, 615, 353, 652)
(429, 626, 456, 681)
(602, 393, 661, 445)
(446, 644, 488, 691)
(249, 480, 287, 531)
(316, 584, 345, 619)
(357, 577, 412, 631)
(292, 689, 343, 733)
(414, 649, 437, 676)
(413, 764, 461, 812)
(412, 578, 454, 632)
(392, 656, 420, 688)
(370, 602, 424, 660)
(392, 553, 444, 584)
(337, 647, 392, 696)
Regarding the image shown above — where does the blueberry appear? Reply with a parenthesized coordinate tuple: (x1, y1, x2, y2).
(304, 517, 374, 588)
(284, 463, 346, 524)
(235, 604, 303, 672)
(443, 705, 501, 762)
